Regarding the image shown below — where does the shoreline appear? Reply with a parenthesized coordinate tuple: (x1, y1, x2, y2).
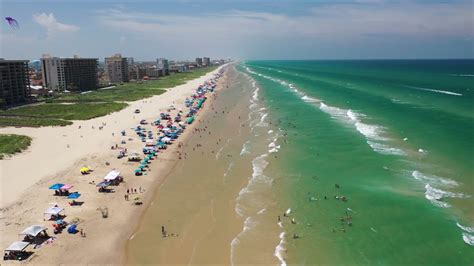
(125, 65, 283, 265)
(121, 69, 230, 264)
(0, 65, 228, 264)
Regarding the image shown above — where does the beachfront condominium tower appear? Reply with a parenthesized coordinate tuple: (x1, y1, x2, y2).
(105, 54, 129, 83)
(195, 57, 203, 67)
(41, 54, 98, 92)
(0, 59, 31, 109)
(126, 57, 134, 67)
(203, 57, 211, 67)
(156, 58, 169, 75)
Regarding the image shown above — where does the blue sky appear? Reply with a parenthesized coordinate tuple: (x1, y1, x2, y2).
(1, 0, 473, 61)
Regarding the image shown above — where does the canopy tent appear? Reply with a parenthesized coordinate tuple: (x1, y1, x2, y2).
(96, 181, 111, 188)
(68, 192, 81, 199)
(146, 139, 154, 146)
(129, 153, 141, 159)
(161, 137, 172, 143)
(187, 116, 195, 124)
(44, 207, 64, 216)
(49, 183, 64, 190)
(60, 184, 73, 191)
(5, 241, 29, 252)
(103, 170, 121, 181)
(19, 225, 47, 237)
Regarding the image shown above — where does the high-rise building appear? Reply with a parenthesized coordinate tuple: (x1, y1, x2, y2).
(126, 57, 134, 66)
(156, 58, 169, 75)
(41, 54, 98, 92)
(0, 59, 31, 108)
(105, 54, 129, 83)
(195, 57, 203, 67)
(203, 57, 211, 67)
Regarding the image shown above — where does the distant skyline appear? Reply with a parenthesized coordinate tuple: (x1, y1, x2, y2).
(1, 0, 473, 61)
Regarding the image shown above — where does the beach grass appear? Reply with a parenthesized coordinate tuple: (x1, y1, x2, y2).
(0, 102, 128, 121)
(0, 116, 72, 127)
(0, 134, 32, 159)
(52, 66, 218, 103)
(0, 66, 218, 127)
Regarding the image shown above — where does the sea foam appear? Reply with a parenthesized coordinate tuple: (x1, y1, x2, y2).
(456, 222, 474, 233)
(424, 184, 468, 208)
(412, 171, 458, 187)
(462, 232, 474, 246)
(404, 85, 462, 96)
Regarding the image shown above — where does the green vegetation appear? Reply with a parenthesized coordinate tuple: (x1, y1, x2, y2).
(0, 102, 128, 120)
(0, 66, 218, 127)
(0, 116, 72, 127)
(53, 66, 218, 103)
(0, 134, 32, 159)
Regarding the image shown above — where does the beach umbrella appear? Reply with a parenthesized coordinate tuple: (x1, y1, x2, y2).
(80, 167, 89, 173)
(135, 169, 142, 174)
(49, 183, 64, 190)
(68, 192, 81, 199)
(60, 184, 74, 191)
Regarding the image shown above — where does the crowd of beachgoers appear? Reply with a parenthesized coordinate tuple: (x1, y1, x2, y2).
(2, 68, 225, 262)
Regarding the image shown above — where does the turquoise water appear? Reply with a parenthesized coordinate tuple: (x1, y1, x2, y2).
(240, 60, 474, 265)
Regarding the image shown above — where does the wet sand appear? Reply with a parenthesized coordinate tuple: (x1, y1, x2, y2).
(126, 66, 283, 264)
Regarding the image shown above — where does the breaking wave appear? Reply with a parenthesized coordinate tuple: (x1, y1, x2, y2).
(424, 184, 468, 208)
(404, 85, 462, 96)
(412, 171, 458, 187)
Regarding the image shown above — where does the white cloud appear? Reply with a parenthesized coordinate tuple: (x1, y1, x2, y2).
(97, 3, 472, 40)
(93, 3, 473, 59)
(33, 13, 80, 35)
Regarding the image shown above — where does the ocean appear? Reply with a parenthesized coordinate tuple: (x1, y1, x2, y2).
(241, 59, 474, 265)
(127, 60, 473, 265)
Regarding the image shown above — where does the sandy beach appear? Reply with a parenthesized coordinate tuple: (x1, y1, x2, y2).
(0, 65, 227, 264)
(126, 66, 282, 265)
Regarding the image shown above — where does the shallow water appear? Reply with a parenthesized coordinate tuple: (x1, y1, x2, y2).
(127, 61, 474, 265)
(242, 60, 474, 265)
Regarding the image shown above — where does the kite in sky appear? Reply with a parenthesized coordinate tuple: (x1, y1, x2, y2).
(5, 17, 19, 29)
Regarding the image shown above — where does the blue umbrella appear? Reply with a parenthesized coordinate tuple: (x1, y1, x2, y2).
(49, 183, 64, 190)
(68, 192, 81, 199)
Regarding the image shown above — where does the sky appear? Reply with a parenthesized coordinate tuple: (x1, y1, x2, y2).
(0, 0, 473, 61)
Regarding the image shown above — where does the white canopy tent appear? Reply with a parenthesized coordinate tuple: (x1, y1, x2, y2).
(145, 139, 154, 146)
(161, 137, 172, 143)
(5, 241, 29, 252)
(43, 206, 64, 219)
(19, 225, 47, 237)
(104, 170, 121, 181)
